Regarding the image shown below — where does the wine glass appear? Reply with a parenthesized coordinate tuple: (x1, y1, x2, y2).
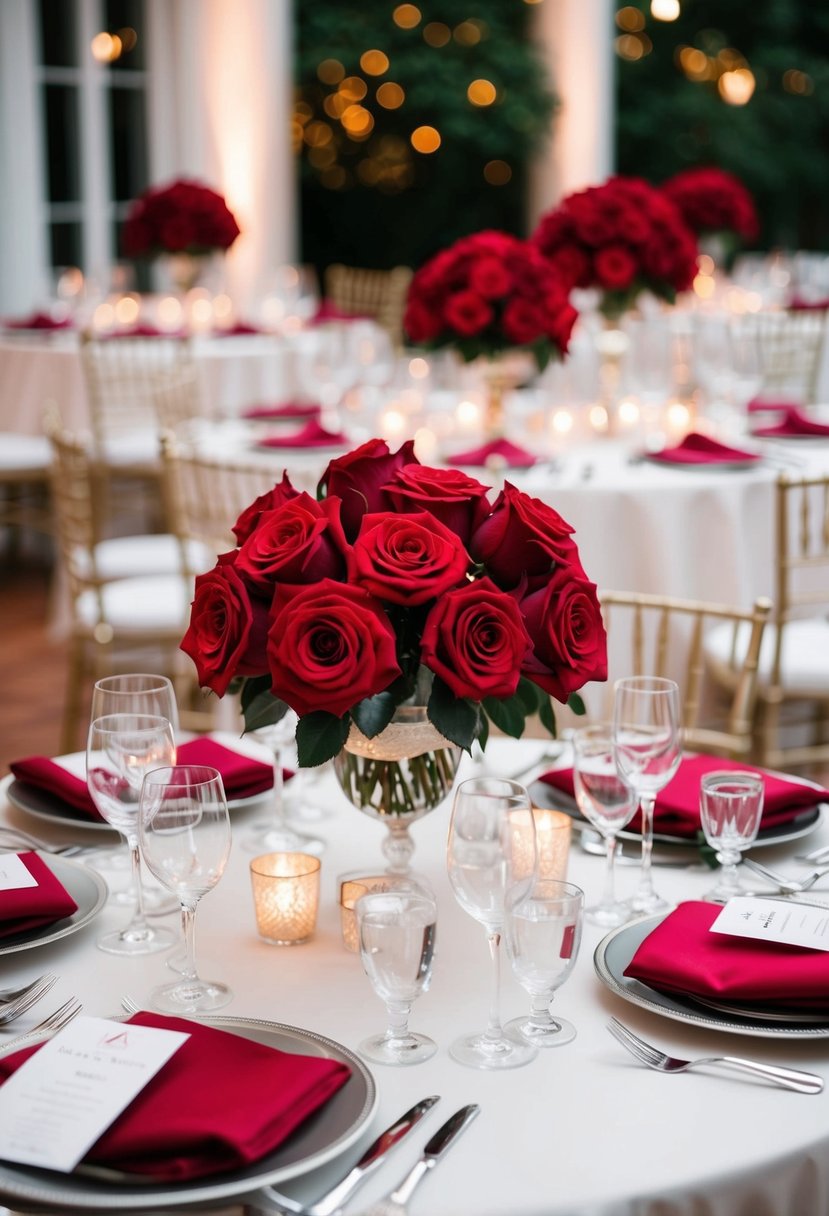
(356, 889, 437, 1065)
(241, 711, 324, 857)
(139, 764, 232, 1012)
(699, 770, 765, 903)
(612, 677, 682, 916)
(572, 724, 637, 927)
(504, 879, 584, 1047)
(446, 777, 538, 1070)
(86, 714, 178, 956)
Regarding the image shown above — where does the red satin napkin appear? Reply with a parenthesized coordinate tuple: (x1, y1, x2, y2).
(746, 396, 802, 413)
(0, 851, 78, 938)
(751, 405, 829, 438)
(256, 419, 349, 449)
(647, 432, 759, 465)
(242, 401, 321, 421)
(310, 299, 372, 325)
(10, 739, 278, 821)
(0, 1010, 352, 1180)
(102, 323, 169, 339)
(539, 754, 828, 839)
(449, 437, 537, 468)
(788, 296, 829, 312)
(211, 321, 263, 337)
(624, 899, 829, 1011)
(3, 312, 73, 331)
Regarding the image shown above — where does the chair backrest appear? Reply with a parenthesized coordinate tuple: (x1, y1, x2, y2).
(594, 590, 772, 758)
(324, 264, 413, 346)
(739, 309, 827, 404)
(774, 471, 829, 648)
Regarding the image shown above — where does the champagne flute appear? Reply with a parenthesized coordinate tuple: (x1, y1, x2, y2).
(504, 879, 584, 1047)
(86, 714, 178, 955)
(356, 889, 437, 1065)
(572, 724, 637, 927)
(241, 710, 324, 857)
(446, 777, 537, 1070)
(700, 770, 765, 903)
(139, 764, 232, 1012)
(612, 677, 682, 916)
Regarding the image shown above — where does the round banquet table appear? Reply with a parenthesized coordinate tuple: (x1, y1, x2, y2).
(2, 736, 829, 1216)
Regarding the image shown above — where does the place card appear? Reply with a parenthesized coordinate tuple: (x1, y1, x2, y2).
(711, 896, 829, 952)
(0, 853, 38, 891)
(0, 1015, 189, 1172)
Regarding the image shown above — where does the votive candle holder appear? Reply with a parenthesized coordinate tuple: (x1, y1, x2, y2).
(250, 852, 321, 945)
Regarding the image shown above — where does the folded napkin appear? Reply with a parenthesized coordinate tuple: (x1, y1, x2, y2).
(751, 405, 829, 438)
(310, 299, 372, 325)
(9, 739, 278, 821)
(624, 899, 829, 1011)
(3, 311, 73, 331)
(788, 295, 829, 312)
(103, 323, 168, 339)
(0, 1010, 352, 1180)
(746, 396, 802, 413)
(256, 419, 349, 449)
(449, 437, 537, 468)
(242, 401, 321, 421)
(646, 432, 760, 466)
(0, 851, 78, 938)
(212, 321, 263, 337)
(539, 754, 828, 839)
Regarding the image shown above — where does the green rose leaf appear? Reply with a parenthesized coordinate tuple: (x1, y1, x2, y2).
(483, 694, 526, 739)
(351, 691, 398, 738)
(538, 693, 558, 738)
(427, 676, 479, 751)
(296, 710, 351, 767)
(516, 676, 544, 715)
(240, 678, 291, 733)
(567, 692, 586, 717)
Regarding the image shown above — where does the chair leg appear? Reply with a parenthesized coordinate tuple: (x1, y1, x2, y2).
(61, 636, 87, 754)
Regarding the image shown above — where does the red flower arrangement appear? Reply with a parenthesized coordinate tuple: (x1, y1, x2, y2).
(403, 230, 578, 371)
(181, 439, 607, 766)
(661, 166, 759, 244)
(532, 176, 698, 320)
(121, 178, 240, 259)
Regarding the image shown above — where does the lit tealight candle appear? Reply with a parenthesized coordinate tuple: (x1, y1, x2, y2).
(513, 807, 572, 881)
(250, 852, 321, 945)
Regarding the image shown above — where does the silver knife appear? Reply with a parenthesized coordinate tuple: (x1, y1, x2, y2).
(250, 1095, 441, 1216)
(365, 1104, 481, 1215)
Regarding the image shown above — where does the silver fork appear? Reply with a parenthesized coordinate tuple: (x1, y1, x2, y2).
(0, 997, 83, 1055)
(0, 973, 57, 1024)
(607, 1017, 823, 1093)
(0, 972, 56, 1006)
(0, 828, 87, 857)
(742, 857, 829, 894)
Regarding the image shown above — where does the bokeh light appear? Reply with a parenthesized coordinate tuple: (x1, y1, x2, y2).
(467, 79, 497, 106)
(411, 125, 441, 153)
(393, 4, 421, 29)
(360, 50, 389, 76)
(376, 82, 405, 109)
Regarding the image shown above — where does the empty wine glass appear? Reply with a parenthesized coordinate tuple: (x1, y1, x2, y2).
(356, 889, 437, 1065)
(504, 879, 584, 1047)
(139, 764, 232, 1012)
(612, 677, 682, 916)
(446, 777, 537, 1070)
(86, 714, 178, 956)
(572, 724, 637, 927)
(700, 771, 765, 902)
(242, 711, 324, 857)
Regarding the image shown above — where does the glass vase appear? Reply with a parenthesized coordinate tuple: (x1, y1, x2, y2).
(333, 707, 461, 874)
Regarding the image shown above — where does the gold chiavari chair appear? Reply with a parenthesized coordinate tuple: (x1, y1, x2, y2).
(593, 590, 772, 760)
(706, 474, 829, 770)
(323, 263, 413, 348)
(738, 309, 828, 405)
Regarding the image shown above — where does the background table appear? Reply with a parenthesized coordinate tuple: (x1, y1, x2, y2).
(2, 737, 829, 1216)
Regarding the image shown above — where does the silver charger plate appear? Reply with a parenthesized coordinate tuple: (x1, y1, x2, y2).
(0, 853, 108, 956)
(594, 914, 829, 1039)
(0, 1015, 377, 1211)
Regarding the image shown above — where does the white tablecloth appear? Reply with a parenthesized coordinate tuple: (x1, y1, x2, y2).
(2, 737, 829, 1216)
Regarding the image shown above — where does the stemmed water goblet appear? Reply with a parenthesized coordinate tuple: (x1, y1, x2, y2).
(446, 777, 537, 1070)
(612, 676, 682, 916)
(699, 770, 765, 903)
(86, 714, 178, 956)
(139, 764, 232, 1013)
(355, 889, 437, 1065)
(504, 879, 584, 1047)
(241, 710, 324, 857)
(572, 724, 637, 927)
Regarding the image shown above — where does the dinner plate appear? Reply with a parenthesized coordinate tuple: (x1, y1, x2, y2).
(0, 1016, 377, 1211)
(643, 455, 761, 471)
(594, 914, 829, 1039)
(529, 779, 825, 851)
(0, 853, 108, 956)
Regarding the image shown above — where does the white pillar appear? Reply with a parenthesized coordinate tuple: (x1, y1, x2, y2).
(528, 0, 616, 230)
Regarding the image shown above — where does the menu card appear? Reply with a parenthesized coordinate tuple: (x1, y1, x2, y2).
(711, 897, 829, 953)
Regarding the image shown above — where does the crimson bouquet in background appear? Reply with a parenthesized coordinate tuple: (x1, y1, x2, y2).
(532, 175, 698, 321)
(122, 178, 240, 259)
(181, 440, 607, 766)
(661, 166, 759, 245)
(403, 229, 579, 371)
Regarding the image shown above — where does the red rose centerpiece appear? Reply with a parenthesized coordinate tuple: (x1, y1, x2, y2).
(122, 178, 240, 292)
(661, 166, 759, 269)
(532, 176, 698, 321)
(181, 439, 607, 869)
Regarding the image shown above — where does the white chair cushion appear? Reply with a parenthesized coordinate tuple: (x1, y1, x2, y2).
(0, 433, 51, 473)
(705, 618, 829, 697)
(74, 534, 213, 582)
(76, 574, 192, 632)
(101, 431, 160, 467)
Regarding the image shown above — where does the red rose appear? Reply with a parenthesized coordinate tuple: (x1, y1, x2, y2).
(232, 472, 299, 544)
(383, 464, 491, 545)
(267, 580, 401, 718)
(319, 438, 418, 541)
(235, 493, 348, 591)
(349, 511, 470, 606)
(516, 567, 608, 702)
(502, 298, 546, 346)
(594, 245, 637, 291)
(180, 552, 270, 696)
(404, 299, 443, 344)
(469, 257, 512, 299)
(470, 482, 584, 589)
(421, 576, 532, 700)
(444, 289, 493, 337)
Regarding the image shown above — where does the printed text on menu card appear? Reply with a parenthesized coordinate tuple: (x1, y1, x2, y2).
(711, 897, 829, 952)
(0, 1016, 189, 1171)
(0, 853, 38, 891)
